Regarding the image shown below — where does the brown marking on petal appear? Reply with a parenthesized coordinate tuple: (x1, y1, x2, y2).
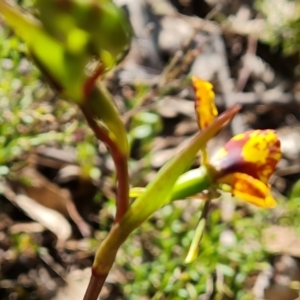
(211, 130, 281, 183)
(241, 130, 281, 182)
(219, 172, 276, 208)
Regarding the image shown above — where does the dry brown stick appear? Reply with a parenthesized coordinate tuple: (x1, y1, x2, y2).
(236, 35, 258, 92)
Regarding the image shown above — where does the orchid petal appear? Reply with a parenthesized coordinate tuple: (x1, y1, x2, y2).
(218, 172, 277, 208)
(192, 76, 218, 130)
(211, 130, 281, 183)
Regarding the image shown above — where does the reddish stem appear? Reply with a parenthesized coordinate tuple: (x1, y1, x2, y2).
(80, 105, 129, 222)
(83, 63, 105, 97)
(83, 270, 108, 300)
(81, 65, 129, 299)
(82, 62, 129, 221)
(114, 155, 129, 222)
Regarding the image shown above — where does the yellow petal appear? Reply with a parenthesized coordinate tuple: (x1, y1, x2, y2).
(240, 130, 281, 183)
(192, 76, 218, 130)
(218, 172, 277, 208)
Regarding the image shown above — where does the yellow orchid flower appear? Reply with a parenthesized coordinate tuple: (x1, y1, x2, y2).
(191, 77, 281, 208)
(211, 130, 281, 207)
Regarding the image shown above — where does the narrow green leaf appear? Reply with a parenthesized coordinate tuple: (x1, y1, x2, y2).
(120, 105, 241, 232)
(185, 218, 206, 263)
(185, 198, 211, 263)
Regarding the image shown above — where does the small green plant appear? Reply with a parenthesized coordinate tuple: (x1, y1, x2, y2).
(277, 178, 300, 231)
(0, 1, 282, 299)
(256, 0, 300, 55)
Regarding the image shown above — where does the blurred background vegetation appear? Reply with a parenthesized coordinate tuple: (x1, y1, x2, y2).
(1, 0, 300, 299)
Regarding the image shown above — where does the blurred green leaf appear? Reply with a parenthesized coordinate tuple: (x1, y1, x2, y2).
(0, 0, 88, 102)
(35, 0, 132, 69)
(290, 178, 300, 199)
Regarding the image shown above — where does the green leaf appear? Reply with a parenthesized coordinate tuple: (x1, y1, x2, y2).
(0, 0, 88, 102)
(185, 217, 206, 263)
(35, 0, 132, 69)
